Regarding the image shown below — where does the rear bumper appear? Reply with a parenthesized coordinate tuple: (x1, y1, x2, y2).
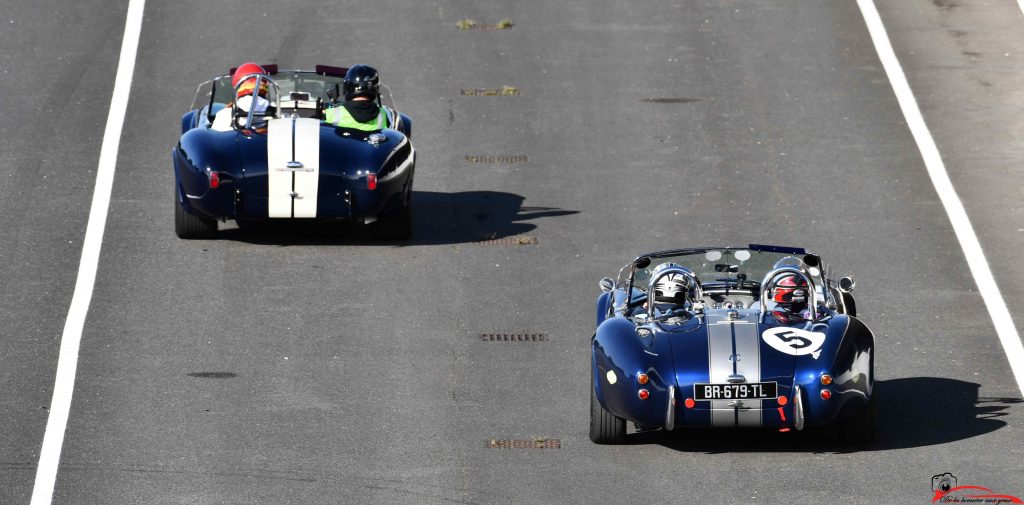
(177, 168, 411, 222)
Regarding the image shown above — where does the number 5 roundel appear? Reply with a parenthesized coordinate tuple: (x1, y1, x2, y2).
(761, 327, 826, 359)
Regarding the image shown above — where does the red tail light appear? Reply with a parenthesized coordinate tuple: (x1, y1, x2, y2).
(820, 389, 832, 400)
(684, 398, 695, 409)
(209, 171, 220, 189)
(777, 395, 788, 406)
(637, 389, 650, 400)
(366, 173, 377, 190)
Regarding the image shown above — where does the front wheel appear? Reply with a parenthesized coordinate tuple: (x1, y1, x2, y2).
(589, 374, 626, 444)
(175, 192, 217, 239)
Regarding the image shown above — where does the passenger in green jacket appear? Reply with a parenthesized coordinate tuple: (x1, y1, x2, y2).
(324, 64, 392, 130)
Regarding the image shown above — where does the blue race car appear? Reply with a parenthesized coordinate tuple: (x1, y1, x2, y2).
(590, 245, 875, 444)
(173, 65, 414, 239)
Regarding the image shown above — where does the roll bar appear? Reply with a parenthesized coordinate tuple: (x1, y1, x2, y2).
(232, 74, 282, 130)
(759, 266, 817, 322)
(647, 266, 703, 320)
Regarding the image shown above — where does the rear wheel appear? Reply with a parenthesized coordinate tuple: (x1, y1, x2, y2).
(370, 195, 412, 240)
(589, 374, 626, 444)
(175, 192, 217, 239)
(839, 397, 875, 445)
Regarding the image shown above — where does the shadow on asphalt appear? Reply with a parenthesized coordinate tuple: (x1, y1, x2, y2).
(622, 377, 1019, 453)
(214, 190, 579, 246)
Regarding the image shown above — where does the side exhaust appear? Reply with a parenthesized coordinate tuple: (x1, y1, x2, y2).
(664, 385, 676, 431)
(793, 385, 805, 431)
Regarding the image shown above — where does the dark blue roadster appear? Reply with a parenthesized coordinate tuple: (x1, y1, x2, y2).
(590, 245, 875, 444)
(173, 65, 414, 239)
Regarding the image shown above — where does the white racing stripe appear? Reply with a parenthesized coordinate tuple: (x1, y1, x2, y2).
(267, 118, 320, 218)
(29, 0, 146, 503)
(732, 321, 761, 427)
(859, 0, 1024, 395)
(707, 317, 734, 427)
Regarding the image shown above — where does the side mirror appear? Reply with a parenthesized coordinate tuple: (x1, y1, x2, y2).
(599, 277, 615, 293)
(804, 254, 821, 267)
(838, 276, 856, 293)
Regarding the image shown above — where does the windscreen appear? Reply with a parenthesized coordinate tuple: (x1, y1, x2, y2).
(189, 71, 396, 111)
(630, 248, 824, 293)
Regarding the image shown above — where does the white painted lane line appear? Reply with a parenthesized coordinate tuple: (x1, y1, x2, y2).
(29, 0, 146, 503)
(858, 0, 1024, 395)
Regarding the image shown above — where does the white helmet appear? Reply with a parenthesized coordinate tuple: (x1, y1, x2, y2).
(650, 263, 696, 305)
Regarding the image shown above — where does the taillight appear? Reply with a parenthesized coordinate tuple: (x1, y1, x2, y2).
(777, 395, 788, 406)
(208, 170, 220, 189)
(684, 398, 695, 409)
(637, 389, 650, 400)
(637, 373, 649, 385)
(820, 389, 832, 400)
(820, 374, 833, 386)
(366, 173, 377, 190)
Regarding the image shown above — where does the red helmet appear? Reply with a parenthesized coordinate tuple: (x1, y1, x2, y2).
(232, 62, 269, 98)
(772, 274, 808, 305)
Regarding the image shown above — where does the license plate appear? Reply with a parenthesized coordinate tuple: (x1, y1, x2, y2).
(693, 382, 778, 400)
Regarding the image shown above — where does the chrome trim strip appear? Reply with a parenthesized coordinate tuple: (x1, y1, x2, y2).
(665, 385, 676, 431)
(794, 385, 805, 431)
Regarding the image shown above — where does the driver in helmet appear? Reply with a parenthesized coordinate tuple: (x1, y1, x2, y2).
(324, 64, 392, 130)
(212, 62, 271, 131)
(232, 62, 271, 114)
(647, 263, 696, 319)
(770, 273, 810, 323)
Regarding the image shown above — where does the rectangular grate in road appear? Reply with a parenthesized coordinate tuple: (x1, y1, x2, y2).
(464, 155, 528, 164)
(487, 438, 561, 449)
(479, 333, 549, 342)
(476, 235, 538, 245)
(456, 18, 514, 30)
(460, 86, 520, 96)
(640, 97, 703, 104)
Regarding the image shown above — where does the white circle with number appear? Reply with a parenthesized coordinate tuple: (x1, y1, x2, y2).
(762, 327, 826, 358)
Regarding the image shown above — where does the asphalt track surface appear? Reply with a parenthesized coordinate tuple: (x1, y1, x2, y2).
(1, 0, 1023, 503)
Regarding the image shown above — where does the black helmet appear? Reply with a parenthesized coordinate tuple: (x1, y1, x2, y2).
(343, 64, 380, 101)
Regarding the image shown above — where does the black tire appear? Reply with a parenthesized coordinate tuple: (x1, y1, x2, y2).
(589, 374, 626, 444)
(370, 196, 412, 240)
(175, 192, 217, 239)
(839, 397, 875, 445)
